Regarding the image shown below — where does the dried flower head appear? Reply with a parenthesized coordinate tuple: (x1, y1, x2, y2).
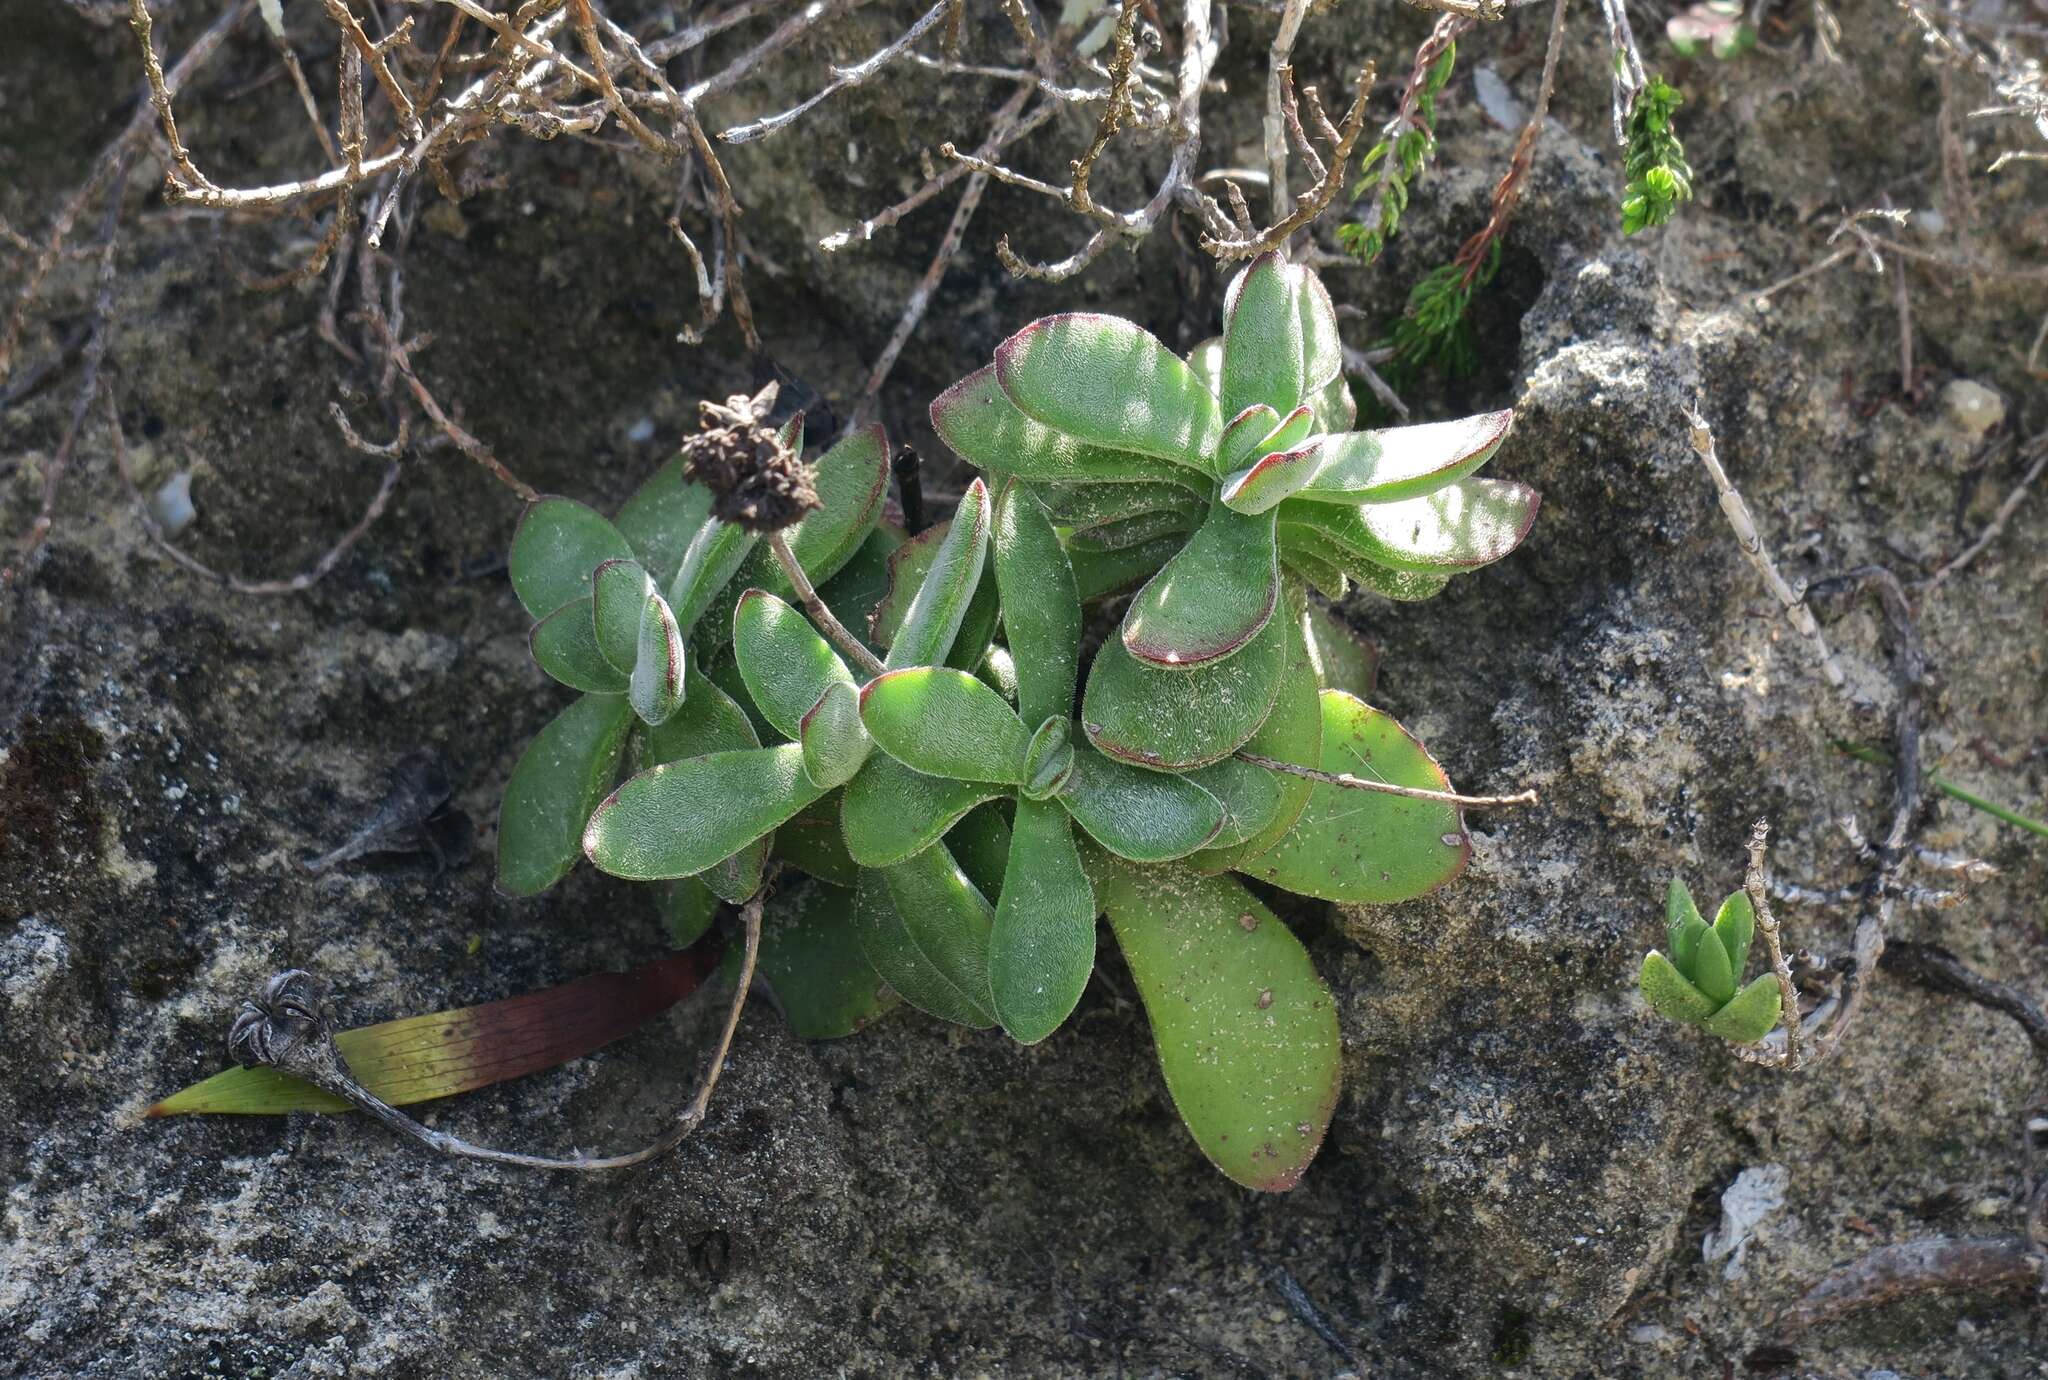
(229, 969, 338, 1074)
(680, 381, 819, 534)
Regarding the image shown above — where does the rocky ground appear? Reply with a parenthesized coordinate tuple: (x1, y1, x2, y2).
(3, 2, 2046, 1377)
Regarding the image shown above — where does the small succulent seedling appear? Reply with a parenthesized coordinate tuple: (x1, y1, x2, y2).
(179, 257, 1540, 1192)
(1639, 879, 1783, 1043)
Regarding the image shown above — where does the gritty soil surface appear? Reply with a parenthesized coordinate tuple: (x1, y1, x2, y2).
(3, 3, 2047, 1378)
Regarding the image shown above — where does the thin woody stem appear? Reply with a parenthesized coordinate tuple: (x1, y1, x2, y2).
(1742, 817, 1807, 1070)
(768, 530, 885, 677)
(1233, 751, 1538, 809)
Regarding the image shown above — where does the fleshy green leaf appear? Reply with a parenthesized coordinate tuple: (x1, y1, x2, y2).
(629, 592, 687, 727)
(930, 365, 1199, 488)
(1277, 518, 1457, 602)
(989, 798, 1096, 1044)
(1234, 690, 1468, 903)
(614, 461, 712, 586)
(1020, 716, 1077, 801)
(1300, 602, 1379, 699)
(700, 838, 768, 906)
(1187, 594, 1322, 872)
(1304, 478, 1541, 573)
(979, 645, 1020, 702)
(529, 598, 628, 694)
(510, 497, 633, 619)
(1187, 336, 1224, 395)
(772, 790, 859, 887)
(1276, 520, 1374, 589)
(1688, 915, 1737, 1004)
(1218, 403, 1285, 471)
(147, 949, 722, 1116)
(732, 589, 858, 742)
(1259, 403, 1315, 457)
(1093, 853, 1341, 1192)
(1702, 972, 1782, 1044)
(661, 877, 719, 946)
(1220, 441, 1324, 516)
(1666, 878, 1704, 963)
(1307, 372, 1356, 434)
(637, 665, 759, 767)
(1083, 596, 1289, 769)
(947, 802, 1013, 901)
(1714, 890, 1756, 978)
(884, 479, 992, 671)
(641, 683, 761, 924)
(1638, 950, 1718, 1026)
(497, 693, 633, 897)
(1289, 410, 1513, 505)
(583, 742, 826, 880)
(1282, 545, 1350, 602)
(789, 422, 888, 580)
(1068, 535, 1181, 604)
(992, 483, 1082, 727)
(994, 313, 1223, 467)
(854, 846, 998, 1028)
(1347, 560, 1452, 602)
(1220, 252, 1343, 422)
(1060, 741, 1225, 862)
(799, 680, 871, 789)
(668, 517, 759, 635)
(710, 663, 776, 758)
(860, 667, 1030, 784)
(1067, 508, 1199, 553)
(1122, 504, 1280, 668)
(1034, 481, 1197, 528)
(594, 557, 658, 676)
(756, 880, 897, 1038)
(841, 753, 1006, 867)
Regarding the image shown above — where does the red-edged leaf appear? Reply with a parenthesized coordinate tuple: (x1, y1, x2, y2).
(146, 948, 722, 1116)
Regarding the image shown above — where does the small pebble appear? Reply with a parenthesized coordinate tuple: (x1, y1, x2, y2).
(150, 472, 196, 536)
(1940, 379, 2006, 440)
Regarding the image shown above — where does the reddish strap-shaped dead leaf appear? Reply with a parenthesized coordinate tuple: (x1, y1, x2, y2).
(147, 946, 721, 1117)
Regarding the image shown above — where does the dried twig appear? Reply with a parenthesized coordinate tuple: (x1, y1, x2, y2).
(1778, 1235, 2042, 1331)
(116, 394, 405, 598)
(1923, 433, 2048, 592)
(1233, 750, 1538, 809)
(768, 532, 885, 677)
(1881, 942, 2048, 1057)
(850, 87, 1031, 432)
(988, 0, 1218, 282)
(1449, 0, 1568, 287)
(1, 0, 251, 379)
(1263, 0, 1309, 223)
(721, 0, 951, 146)
(826, 101, 1056, 252)
(1200, 62, 1375, 261)
(1682, 402, 1847, 690)
(2, 157, 129, 592)
(1736, 819, 1808, 1069)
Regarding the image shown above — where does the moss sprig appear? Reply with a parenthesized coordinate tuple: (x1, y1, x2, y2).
(1621, 76, 1693, 235)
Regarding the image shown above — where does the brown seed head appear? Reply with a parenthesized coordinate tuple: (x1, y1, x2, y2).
(679, 381, 819, 534)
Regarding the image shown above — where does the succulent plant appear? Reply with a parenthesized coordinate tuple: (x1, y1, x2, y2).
(929, 249, 1537, 770)
(483, 254, 1540, 1191)
(1639, 879, 1783, 1044)
(497, 408, 886, 898)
